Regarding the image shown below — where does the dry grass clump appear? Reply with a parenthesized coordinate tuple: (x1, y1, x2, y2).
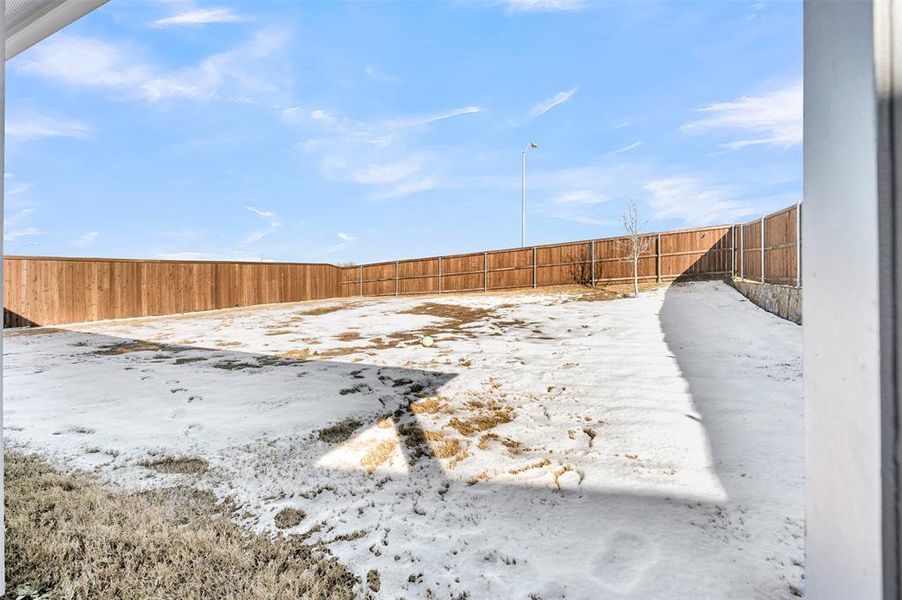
(432, 438, 466, 460)
(4, 451, 358, 599)
(273, 507, 306, 529)
(264, 329, 294, 336)
(367, 569, 381, 593)
(334, 331, 362, 342)
(447, 406, 514, 436)
(317, 418, 363, 444)
(397, 302, 501, 341)
(570, 288, 626, 302)
(280, 348, 313, 360)
(294, 303, 356, 317)
(173, 356, 206, 365)
(409, 396, 446, 415)
(477, 432, 523, 452)
(212, 359, 261, 371)
(467, 470, 492, 486)
(94, 341, 165, 355)
(361, 440, 398, 474)
(509, 458, 551, 475)
(139, 456, 208, 475)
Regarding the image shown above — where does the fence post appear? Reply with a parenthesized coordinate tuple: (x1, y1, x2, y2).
(532, 247, 537, 288)
(359, 265, 363, 297)
(656, 233, 662, 283)
(590, 240, 596, 287)
(483, 252, 488, 292)
(740, 224, 745, 279)
(438, 257, 442, 294)
(796, 202, 802, 287)
(395, 261, 399, 296)
(730, 225, 735, 278)
(760, 216, 766, 284)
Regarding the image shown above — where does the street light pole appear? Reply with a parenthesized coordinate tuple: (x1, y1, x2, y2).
(521, 142, 539, 247)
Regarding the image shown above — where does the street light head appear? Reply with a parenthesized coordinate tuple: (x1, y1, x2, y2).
(529, 142, 539, 149)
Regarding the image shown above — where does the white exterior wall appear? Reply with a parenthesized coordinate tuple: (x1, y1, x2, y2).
(804, 1, 897, 597)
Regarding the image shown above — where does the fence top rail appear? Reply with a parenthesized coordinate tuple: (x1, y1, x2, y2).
(346, 223, 736, 271)
(4, 255, 338, 268)
(739, 204, 800, 228)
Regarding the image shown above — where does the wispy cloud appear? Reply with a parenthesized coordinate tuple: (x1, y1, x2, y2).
(4, 195, 42, 243)
(17, 29, 290, 104)
(350, 159, 424, 185)
(324, 231, 358, 254)
(501, 0, 586, 13)
(374, 176, 439, 201)
(612, 141, 642, 154)
(746, 1, 766, 20)
(153, 7, 246, 27)
(242, 206, 280, 244)
(552, 190, 609, 205)
(5, 226, 43, 242)
(644, 177, 756, 225)
(245, 206, 274, 218)
(528, 88, 578, 119)
(71, 230, 99, 247)
(364, 65, 397, 83)
(681, 81, 802, 150)
(7, 109, 91, 141)
(284, 104, 481, 200)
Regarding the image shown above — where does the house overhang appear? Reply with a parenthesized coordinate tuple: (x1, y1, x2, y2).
(5, 0, 109, 60)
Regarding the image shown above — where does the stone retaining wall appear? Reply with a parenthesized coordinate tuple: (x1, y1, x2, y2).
(731, 278, 801, 324)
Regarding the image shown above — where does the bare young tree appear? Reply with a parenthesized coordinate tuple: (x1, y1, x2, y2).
(621, 200, 653, 297)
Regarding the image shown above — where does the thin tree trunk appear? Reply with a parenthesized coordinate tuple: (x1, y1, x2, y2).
(633, 257, 639, 297)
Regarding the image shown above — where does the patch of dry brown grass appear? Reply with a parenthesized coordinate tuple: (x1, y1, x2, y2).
(360, 440, 398, 473)
(447, 401, 514, 437)
(409, 396, 446, 415)
(334, 331, 362, 342)
(264, 329, 294, 336)
(4, 451, 358, 599)
(509, 458, 551, 475)
(280, 348, 312, 360)
(401, 303, 494, 324)
(432, 438, 466, 460)
(273, 507, 305, 529)
(139, 456, 208, 475)
(317, 418, 363, 444)
(294, 303, 357, 317)
(367, 569, 381, 592)
(94, 341, 166, 355)
(467, 470, 492, 486)
(477, 432, 523, 452)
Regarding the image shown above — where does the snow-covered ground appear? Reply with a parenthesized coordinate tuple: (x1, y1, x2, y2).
(4, 281, 803, 599)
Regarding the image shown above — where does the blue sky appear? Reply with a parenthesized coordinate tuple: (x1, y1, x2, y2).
(4, 0, 801, 264)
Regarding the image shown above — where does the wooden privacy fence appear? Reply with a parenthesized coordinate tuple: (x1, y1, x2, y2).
(3, 203, 801, 327)
(734, 203, 801, 286)
(338, 224, 736, 297)
(3, 257, 340, 327)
